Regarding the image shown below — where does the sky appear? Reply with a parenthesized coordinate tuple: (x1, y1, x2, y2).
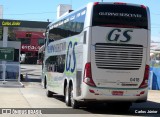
(0, 0, 160, 42)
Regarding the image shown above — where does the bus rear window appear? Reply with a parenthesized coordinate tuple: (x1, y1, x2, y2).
(92, 4, 148, 29)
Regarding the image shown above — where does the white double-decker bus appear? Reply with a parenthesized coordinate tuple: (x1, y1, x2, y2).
(42, 2, 150, 109)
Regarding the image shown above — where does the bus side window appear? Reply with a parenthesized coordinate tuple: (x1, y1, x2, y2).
(56, 55, 65, 73)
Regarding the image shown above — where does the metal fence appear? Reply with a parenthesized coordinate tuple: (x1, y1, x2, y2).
(0, 63, 20, 82)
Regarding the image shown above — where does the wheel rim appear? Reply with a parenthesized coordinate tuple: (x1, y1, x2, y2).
(65, 87, 69, 103)
(71, 87, 74, 106)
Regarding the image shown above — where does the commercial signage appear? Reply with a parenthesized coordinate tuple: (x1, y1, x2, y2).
(21, 45, 41, 52)
(0, 19, 50, 28)
(0, 47, 14, 61)
(2, 21, 21, 26)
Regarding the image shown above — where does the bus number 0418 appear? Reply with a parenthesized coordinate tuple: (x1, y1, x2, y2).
(130, 78, 140, 82)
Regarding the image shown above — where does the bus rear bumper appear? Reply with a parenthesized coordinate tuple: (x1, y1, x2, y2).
(77, 86, 148, 102)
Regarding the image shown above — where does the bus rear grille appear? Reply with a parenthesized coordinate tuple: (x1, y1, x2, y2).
(95, 43, 143, 70)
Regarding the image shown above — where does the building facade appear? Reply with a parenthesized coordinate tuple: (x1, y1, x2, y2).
(0, 19, 50, 64)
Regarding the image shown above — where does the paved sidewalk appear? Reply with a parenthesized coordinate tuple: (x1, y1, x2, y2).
(148, 90, 160, 103)
(0, 81, 24, 88)
(0, 82, 67, 108)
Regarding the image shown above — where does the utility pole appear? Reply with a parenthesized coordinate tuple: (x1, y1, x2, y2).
(0, 5, 3, 19)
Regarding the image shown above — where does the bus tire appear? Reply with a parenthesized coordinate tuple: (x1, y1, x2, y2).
(20, 74, 24, 81)
(70, 85, 79, 109)
(65, 85, 71, 106)
(46, 90, 53, 97)
(44, 77, 47, 89)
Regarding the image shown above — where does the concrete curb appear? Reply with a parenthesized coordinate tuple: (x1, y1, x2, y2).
(0, 81, 24, 88)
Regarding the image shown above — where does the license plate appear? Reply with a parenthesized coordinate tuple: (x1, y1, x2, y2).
(112, 91, 124, 96)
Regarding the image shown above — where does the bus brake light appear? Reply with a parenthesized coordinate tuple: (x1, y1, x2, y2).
(139, 65, 149, 88)
(94, 2, 99, 6)
(114, 2, 126, 5)
(83, 62, 96, 87)
(141, 5, 147, 9)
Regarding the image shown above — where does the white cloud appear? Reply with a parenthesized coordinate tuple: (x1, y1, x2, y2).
(151, 36, 160, 42)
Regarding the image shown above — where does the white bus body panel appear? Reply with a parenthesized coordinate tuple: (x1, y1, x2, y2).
(77, 27, 149, 102)
(91, 27, 147, 89)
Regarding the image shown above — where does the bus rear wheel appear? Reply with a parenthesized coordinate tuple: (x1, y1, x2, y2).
(65, 85, 71, 106)
(70, 85, 79, 109)
(44, 78, 47, 89)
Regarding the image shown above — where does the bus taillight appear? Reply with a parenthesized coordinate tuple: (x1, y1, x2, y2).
(94, 2, 99, 6)
(141, 5, 147, 9)
(83, 62, 96, 87)
(114, 2, 126, 5)
(139, 65, 149, 88)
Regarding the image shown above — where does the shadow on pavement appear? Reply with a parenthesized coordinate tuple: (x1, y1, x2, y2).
(21, 78, 41, 82)
(52, 95, 65, 102)
(20, 73, 41, 82)
(132, 100, 160, 108)
(49, 94, 160, 116)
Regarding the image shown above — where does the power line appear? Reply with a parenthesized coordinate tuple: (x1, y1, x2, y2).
(151, 12, 160, 15)
(152, 27, 160, 28)
(1, 11, 57, 16)
(1, 10, 72, 16)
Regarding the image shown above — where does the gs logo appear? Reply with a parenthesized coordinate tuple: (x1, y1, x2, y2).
(66, 41, 77, 73)
(107, 29, 133, 43)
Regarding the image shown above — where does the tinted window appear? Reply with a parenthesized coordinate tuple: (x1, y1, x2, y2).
(92, 4, 148, 29)
(17, 38, 31, 44)
(48, 8, 86, 42)
(45, 55, 65, 73)
(38, 38, 44, 45)
(14, 49, 19, 62)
